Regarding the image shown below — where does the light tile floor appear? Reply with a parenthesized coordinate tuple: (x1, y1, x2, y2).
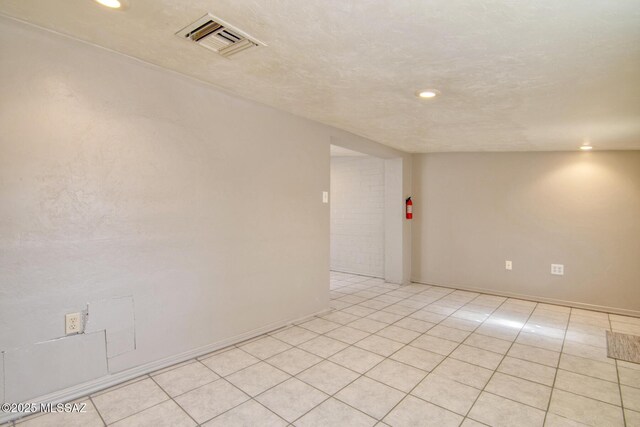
(7, 272, 640, 426)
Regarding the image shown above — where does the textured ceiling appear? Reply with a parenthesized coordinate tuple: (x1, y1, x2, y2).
(1, 0, 639, 152)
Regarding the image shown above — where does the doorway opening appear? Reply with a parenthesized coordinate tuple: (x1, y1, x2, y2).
(330, 145, 385, 280)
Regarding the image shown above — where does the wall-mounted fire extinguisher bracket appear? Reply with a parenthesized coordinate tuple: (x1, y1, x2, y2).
(406, 197, 413, 220)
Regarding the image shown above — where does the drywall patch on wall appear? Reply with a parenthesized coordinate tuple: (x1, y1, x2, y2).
(4, 332, 107, 402)
(86, 296, 135, 360)
(330, 156, 385, 277)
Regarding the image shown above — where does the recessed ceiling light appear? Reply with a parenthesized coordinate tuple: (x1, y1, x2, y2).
(95, 0, 122, 9)
(416, 89, 440, 99)
(580, 145, 593, 151)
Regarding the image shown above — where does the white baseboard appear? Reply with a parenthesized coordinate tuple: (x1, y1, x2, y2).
(412, 279, 640, 318)
(0, 307, 332, 424)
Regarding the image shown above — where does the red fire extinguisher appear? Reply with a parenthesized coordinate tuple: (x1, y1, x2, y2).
(406, 197, 413, 219)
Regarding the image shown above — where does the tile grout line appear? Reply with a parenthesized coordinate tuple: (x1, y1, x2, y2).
(609, 313, 628, 427)
(87, 396, 108, 426)
(541, 306, 572, 426)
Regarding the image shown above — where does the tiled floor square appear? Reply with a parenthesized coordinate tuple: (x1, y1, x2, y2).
(497, 356, 556, 386)
(393, 317, 435, 333)
(622, 384, 640, 412)
(293, 398, 376, 427)
(329, 346, 385, 374)
(201, 348, 260, 377)
(335, 376, 405, 420)
(468, 391, 546, 427)
(365, 359, 427, 393)
(266, 348, 322, 375)
(297, 360, 359, 394)
(256, 378, 328, 423)
(202, 399, 286, 427)
(410, 334, 459, 356)
(174, 379, 249, 424)
(515, 331, 564, 352)
(432, 358, 493, 389)
(325, 325, 370, 344)
(484, 372, 551, 410)
(450, 344, 503, 370)
(348, 317, 388, 334)
(297, 335, 349, 358)
(464, 333, 512, 354)
(618, 365, 640, 387)
(354, 334, 404, 357)
(375, 325, 421, 344)
(321, 310, 361, 325)
(111, 400, 195, 427)
(410, 310, 448, 324)
(226, 362, 291, 397)
(152, 361, 219, 397)
(91, 378, 169, 424)
(554, 369, 621, 406)
(365, 311, 404, 324)
(507, 343, 560, 367)
(558, 353, 618, 382)
(548, 389, 625, 426)
(383, 395, 463, 427)
(340, 304, 375, 316)
(426, 325, 472, 343)
(412, 373, 481, 415)
(239, 336, 292, 359)
(389, 346, 444, 372)
(271, 325, 319, 346)
(562, 340, 610, 363)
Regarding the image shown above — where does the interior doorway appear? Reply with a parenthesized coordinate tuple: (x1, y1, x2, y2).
(329, 145, 385, 280)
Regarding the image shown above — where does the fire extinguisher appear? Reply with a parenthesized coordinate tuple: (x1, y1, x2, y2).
(406, 197, 413, 220)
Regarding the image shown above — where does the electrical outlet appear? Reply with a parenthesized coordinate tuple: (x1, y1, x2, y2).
(505, 260, 512, 271)
(65, 312, 82, 335)
(322, 191, 329, 204)
(551, 264, 564, 276)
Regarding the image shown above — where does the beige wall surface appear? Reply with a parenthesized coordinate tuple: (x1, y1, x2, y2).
(0, 16, 405, 410)
(412, 152, 640, 314)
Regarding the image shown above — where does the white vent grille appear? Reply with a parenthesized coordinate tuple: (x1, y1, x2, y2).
(176, 14, 264, 58)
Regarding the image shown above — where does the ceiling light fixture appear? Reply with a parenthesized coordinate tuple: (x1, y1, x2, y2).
(580, 145, 593, 151)
(416, 89, 440, 99)
(95, 0, 122, 9)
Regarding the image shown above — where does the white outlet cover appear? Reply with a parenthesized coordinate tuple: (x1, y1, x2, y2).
(322, 191, 329, 204)
(551, 264, 564, 276)
(65, 312, 82, 334)
(505, 260, 512, 270)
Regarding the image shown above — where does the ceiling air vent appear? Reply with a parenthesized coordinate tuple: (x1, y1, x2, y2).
(176, 14, 265, 58)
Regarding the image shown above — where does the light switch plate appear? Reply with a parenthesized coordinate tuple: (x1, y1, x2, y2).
(505, 260, 512, 271)
(322, 191, 329, 204)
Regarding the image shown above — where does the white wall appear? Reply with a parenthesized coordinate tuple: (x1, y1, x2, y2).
(412, 152, 640, 315)
(330, 156, 385, 277)
(0, 16, 406, 416)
